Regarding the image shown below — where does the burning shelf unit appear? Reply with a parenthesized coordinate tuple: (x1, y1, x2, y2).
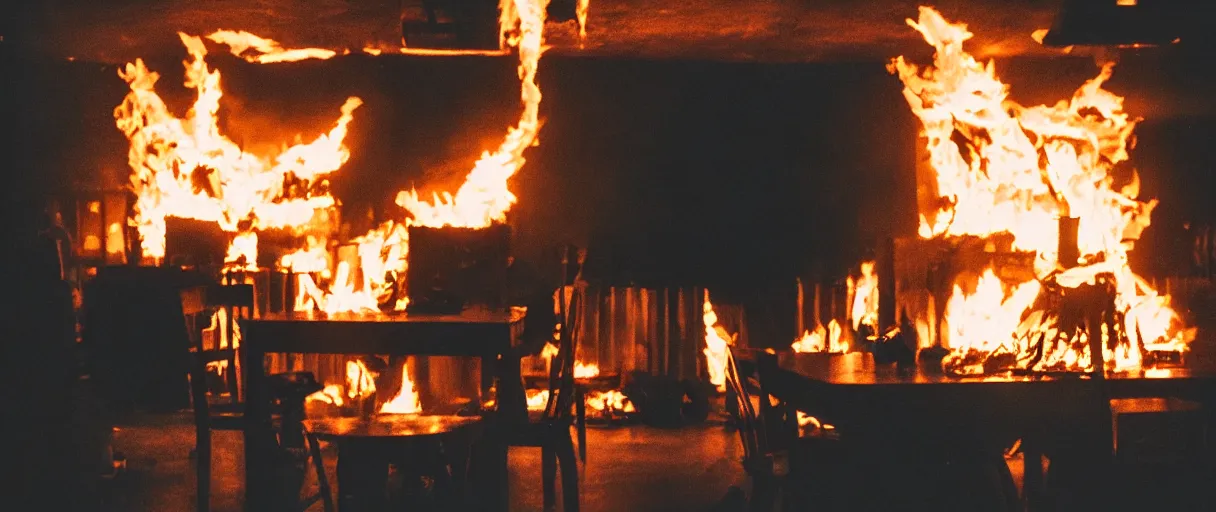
(884, 7, 1195, 377)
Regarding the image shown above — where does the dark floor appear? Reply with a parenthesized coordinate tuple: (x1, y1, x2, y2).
(104, 412, 747, 512)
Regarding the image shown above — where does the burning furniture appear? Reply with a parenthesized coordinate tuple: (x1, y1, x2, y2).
(241, 309, 524, 510)
(886, 7, 1193, 377)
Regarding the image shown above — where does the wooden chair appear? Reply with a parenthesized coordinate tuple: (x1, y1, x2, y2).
(724, 347, 788, 511)
(180, 286, 333, 512)
(498, 276, 584, 511)
(207, 281, 253, 400)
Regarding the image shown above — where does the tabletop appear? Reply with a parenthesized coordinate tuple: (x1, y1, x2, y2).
(240, 308, 526, 356)
(764, 351, 1216, 437)
(303, 415, 483, 439)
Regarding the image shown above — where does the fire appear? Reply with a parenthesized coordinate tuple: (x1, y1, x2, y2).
(792, 319, 847, 354)
(379, 361, 422, 414)
(702, 291, 735, 392)
(345, 360, 377, 400)
(586, 389, 635, 414)
(114, 33, 361, 264)
(306, 384, 345, 407)
(848, 261, 879, 332)
(573, 362, 600, 379)
(206, 30, 337, 63)
(395, 0, 548, 229)
(889, 7, 1192, 374)
(526, 388, 550, 411)
(289, 0, 550, 314)
(121, 1, 549, 315)
(576, 0, 590, 39)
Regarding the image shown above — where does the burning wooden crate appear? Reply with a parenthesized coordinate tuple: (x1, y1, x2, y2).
(405, 223, 510, 314)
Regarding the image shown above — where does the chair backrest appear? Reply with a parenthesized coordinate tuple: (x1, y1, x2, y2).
(180, 286, 215, 426)
(725, 346, 761, 465)
(543, 247, 582, 421)
(755, 351, 800, 455)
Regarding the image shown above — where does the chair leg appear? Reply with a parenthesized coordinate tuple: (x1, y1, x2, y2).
(307, 434, 335, 512)
(556, 434, 580, 512)
(575, 389, 587, 464)
(542, 445, 558, 511)
(196, 430, 210, 512)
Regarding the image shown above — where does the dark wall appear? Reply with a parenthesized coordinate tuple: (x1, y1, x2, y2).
(6, 45, 1216, 294)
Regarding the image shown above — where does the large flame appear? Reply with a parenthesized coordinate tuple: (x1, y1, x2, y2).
(287, 0, 551, 314)
(395, 0, 548, 229)
(890, 7, 1191, 374)
(114, 32, 361, 264)
(702, 291, 735, 392)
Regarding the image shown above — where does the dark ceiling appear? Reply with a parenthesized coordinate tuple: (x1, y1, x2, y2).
(14, 0, 1070, 64)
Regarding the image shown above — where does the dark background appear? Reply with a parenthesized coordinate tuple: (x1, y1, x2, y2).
(9, 46, 1216, 292)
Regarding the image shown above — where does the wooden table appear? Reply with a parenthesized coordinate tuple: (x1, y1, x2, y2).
(240, 309, 525, 512)
(762, 351, 1216, 510)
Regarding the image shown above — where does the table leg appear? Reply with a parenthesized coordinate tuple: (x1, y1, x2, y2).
(483, 352, 512, 512)
(242, 344, 275, 511)
(1023, 441, 1044, 512)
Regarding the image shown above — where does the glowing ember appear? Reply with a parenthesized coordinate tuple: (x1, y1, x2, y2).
(889, 7, 1193, 374)
(206, 30, 337, 63)
(379, 361, 422, 414)
(114, 33, 361, 263)
(702, 291, 735, 392)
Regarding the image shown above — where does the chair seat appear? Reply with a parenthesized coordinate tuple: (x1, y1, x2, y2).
(304, 415, 483, 440)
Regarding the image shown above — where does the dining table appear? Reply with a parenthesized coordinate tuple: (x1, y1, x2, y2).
(240, 308, 526, 512)
(760, 351, 1216, 510)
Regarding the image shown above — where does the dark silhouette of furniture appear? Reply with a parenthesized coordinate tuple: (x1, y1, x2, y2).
(181, 286, 332, 512)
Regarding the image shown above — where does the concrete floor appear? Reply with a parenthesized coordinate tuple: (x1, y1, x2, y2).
(104, 412, 747, 512)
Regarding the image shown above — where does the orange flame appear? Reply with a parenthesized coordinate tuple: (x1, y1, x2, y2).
(848, 260, 879, 332)
(702, 291, 735, 392)
(525, 388, 549, 411)
(291, 0, 550, 314)
(345, 359, 377, 400)
(306, 384, 346, 407)
(573, 362, 600, 379)
(576, 0, 590, 39)
(396, 0, 547, 229)
(586, 389, 635, 413)
(792, 319, 847, 354)
(890, 7, 1192, 373)
(114, 33, 361, 264)
(379, 361, 422, 414)
(206, 30, 338, 63)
